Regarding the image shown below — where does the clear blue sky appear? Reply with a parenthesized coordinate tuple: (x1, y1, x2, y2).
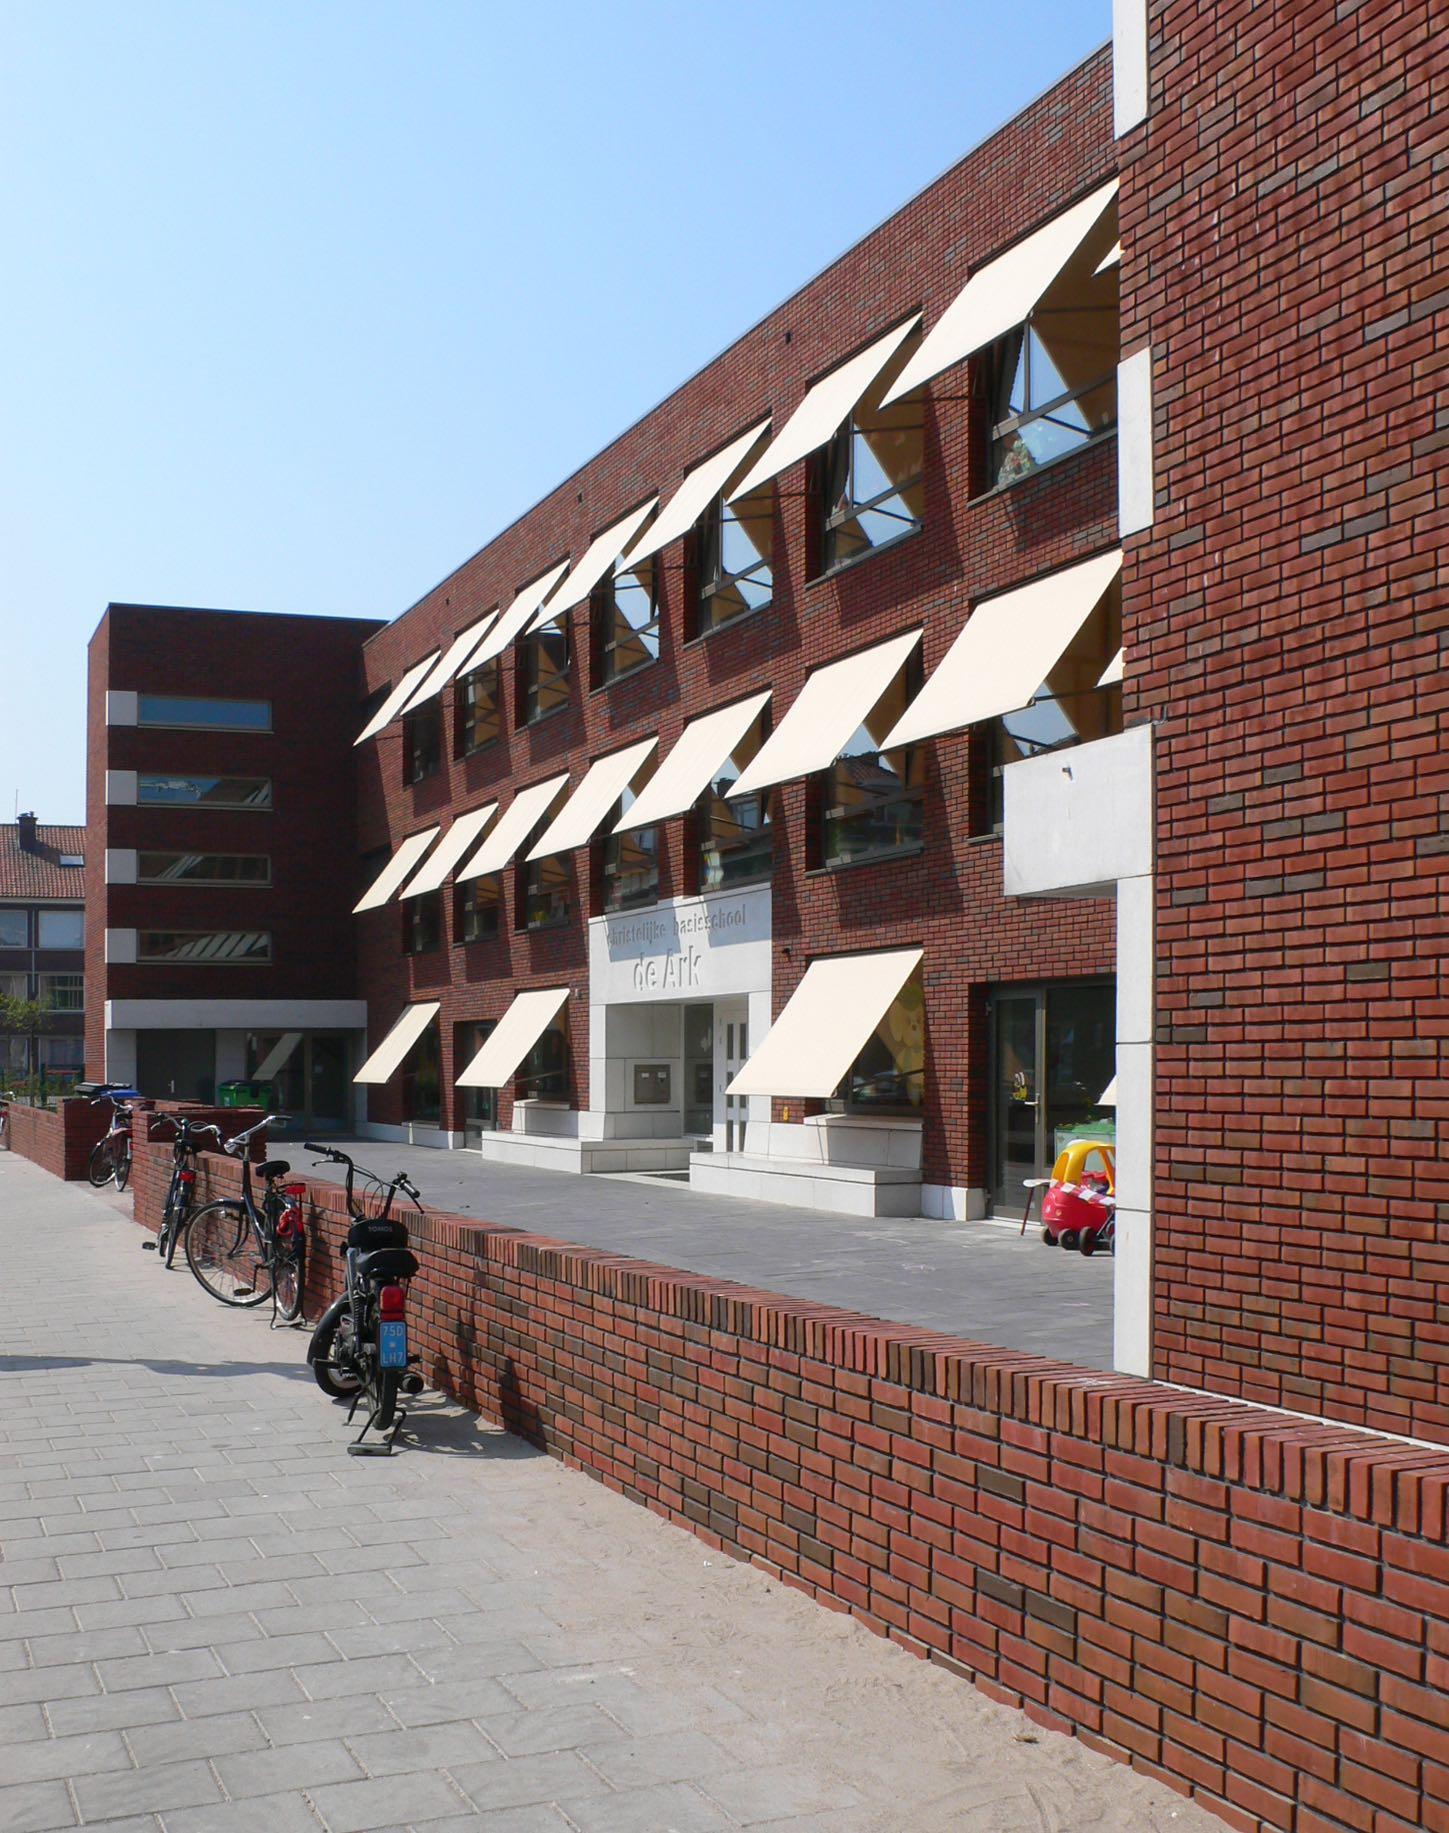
(1, 1, 1108, 825)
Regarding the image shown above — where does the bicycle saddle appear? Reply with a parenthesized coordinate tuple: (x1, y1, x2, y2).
(356, 1247, 420, 1283)
(259, 1159, 291, 1180)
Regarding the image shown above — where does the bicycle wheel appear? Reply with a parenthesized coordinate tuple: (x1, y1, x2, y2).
(272, 1236, 306, 1323)
(310, 1310, 363, 1398)
(114, 1140, 132, 1193)
(0, 1108, 9, 1150)
(185, 1201, 273, 1307)
(163, 1187, 191, 1268)
(87, 1138, 116, 1188)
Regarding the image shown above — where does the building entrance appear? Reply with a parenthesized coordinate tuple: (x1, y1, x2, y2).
(987, 980, 1115, 1215)
(245, 1031, 351, 1137)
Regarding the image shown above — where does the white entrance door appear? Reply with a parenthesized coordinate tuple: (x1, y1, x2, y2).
(717, 999, 749, 1153)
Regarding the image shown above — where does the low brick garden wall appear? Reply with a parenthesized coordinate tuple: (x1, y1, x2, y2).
(129, 1137, 1449, 1833)
(7, 1096, 111, 1180)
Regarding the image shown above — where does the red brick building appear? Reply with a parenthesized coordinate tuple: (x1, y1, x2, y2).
(85, 3, 1445, 1435)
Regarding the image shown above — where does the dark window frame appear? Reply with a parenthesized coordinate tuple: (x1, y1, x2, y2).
(402, 702, 443, 785)
(135, 930, 272, 966)
(691, 487, 774, 640)
(815, 391, 926, 580)
(401, 891, 443, 956)
(454, 658, 502, 756)
(816, 649, 926, 874)
(455, 875, 501, 945)
(517, 1020, 568, 1102)
(137, 773, 273, 812)
(518, 620, 572, 726)
(135, 694, 271, 733)
(136, 852, 272, 888)
(601, 821, 660, 913)
(519, 854, 571, 932)
(593, 556, 661, 687)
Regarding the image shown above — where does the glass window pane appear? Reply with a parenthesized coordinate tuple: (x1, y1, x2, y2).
(137, 931, 271, 964)
(137, 853, 270, 886)
(0, 909, 29, 947)
(37, 910, 84, 949)
(846, 977, 924, 1111)
(137, 695, 270, 730)
(138, 774, 272, 810)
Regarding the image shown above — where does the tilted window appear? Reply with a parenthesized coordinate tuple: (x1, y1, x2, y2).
(454, 659, 501, 755)
(521, 855, 570, 931)
(818, 362, 925, 573)
(988, 218, 1119, 489)
(137, 853, 270, 887)
(836, 976, 925, 1115)
(401, 1015, 441, 1124)
(601, 784, 659, 913)
(820, 656, 925, 869)
(137, 930, 271, 965)
(456, 875, 501, 944)
(520, 623, 571, 723)
(694, 484, 773, 635)
(518, 1020, 568, 1100)
(697, 708, 772, 892)
(595, 556, 659, 684)
(402, 891, 442, 956)
(138, 774, 272, 811)
(402, 704, 442, 784)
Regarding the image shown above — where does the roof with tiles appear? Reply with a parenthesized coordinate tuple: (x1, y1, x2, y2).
(0, 823, 87, 903)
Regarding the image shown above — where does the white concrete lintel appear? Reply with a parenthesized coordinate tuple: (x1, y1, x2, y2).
(105, 998, 368, 1030)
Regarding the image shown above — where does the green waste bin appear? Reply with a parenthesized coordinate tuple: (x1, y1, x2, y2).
(218, 1079, 270, 1109)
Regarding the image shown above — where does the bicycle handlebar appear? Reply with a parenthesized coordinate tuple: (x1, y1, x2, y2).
(222, 1113, 291, 1154)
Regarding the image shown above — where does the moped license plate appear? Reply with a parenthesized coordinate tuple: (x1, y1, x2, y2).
(378, 1321, 408, 1369)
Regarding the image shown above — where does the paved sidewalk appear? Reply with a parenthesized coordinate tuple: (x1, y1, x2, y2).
(293, 1140, 1113, 1371)
(0, 1153, 1209, 1832)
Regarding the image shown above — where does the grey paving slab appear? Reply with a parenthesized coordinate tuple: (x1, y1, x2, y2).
(300, 1134, 1114, 1367)
(0, 1150, 1215, 1833)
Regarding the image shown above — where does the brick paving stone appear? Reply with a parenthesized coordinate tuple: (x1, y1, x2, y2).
(0, 1151, 1218, 1833)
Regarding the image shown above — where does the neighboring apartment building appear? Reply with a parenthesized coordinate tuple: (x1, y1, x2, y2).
(84, 2, 1443, 1432)
(87, 604, 383, 1119)
(0, 814, 86, 1082)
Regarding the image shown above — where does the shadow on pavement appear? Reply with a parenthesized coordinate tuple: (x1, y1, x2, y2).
(0, 1353, 315, 1381)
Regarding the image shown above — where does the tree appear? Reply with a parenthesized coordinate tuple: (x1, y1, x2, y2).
(0, 991, 53, 1085)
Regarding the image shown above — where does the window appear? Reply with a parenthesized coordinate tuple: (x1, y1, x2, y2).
(520, 622, 571, 723)
(37, 910, 84, 949)
(697, 707, 773, 891)
(519, 1020, 567, 1100)
(694, 483, 773, 635)
(821, 658, 924, 869)
(595, 555, 659, 684)
(989, 574, 1122, 827)
(0, 909, 27, 948)
(987, 224, 1119, 489)
(818, 370, 925, 573)
(839, 976, 924, 1115)
(0, 972, 28, 1000)
(402, 892, 442, 956)
(454, 659, 501, 755)
(402, 704, 442, 784)
(136, 695, 270, 731)
(137, 853, 270, 887)
(521, 855, 570, 930)
(138, 773, 272, 811)
(602, 793, 659, 913)
(456, 876, 501, 944)
(39, 974, 83, 1013)
(39, 1034, 84, 1073)
(137, 930, 271, 964)
(401, 1017, 441, 1125)
(459, 1021, 497, 1138)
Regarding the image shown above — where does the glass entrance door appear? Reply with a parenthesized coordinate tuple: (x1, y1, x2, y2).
(718, 999, 749, 1153)
(683, 1004, 714, 1138)
(246, 1032, 350, 1137)
(988, 981, 1114, 1214)
(461, 1021, 497, 1146)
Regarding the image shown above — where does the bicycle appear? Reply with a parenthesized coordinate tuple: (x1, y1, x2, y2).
(182, 1114, 309, 1322)
(304, 1145, 424, 1454)
(0, 1090, 14, 1150)
(141, 1114, 223, 1268)
(87, 1089, 144, 1191)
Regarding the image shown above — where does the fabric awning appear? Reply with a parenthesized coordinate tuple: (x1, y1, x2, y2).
(534, 500, 659, 630)
(455, 773, 570, 883)
(615, 691, 772, 832)
(728, 629, 921, 799)
(353, 828, 441, 913)
(354, 655, 441, 746)
(882, 180, 1119, 406)
(1097, 648, 1124, 687)
(472, 561, 571, 666)
(726, 948, 923, 1098)
(621, 421, 770, 567)
(399, 803, 499, 898)
(353, 1002, 441, 1085)
(526, 738, 658, 859)
(1097, 1075, 1118, 1106)
(401, 614, 500, 710)
(455, 987, 569, 1089)
(730, 317, 922, 502)
(881, 550, 1123, 749)
(1096, 241, 1122, 274)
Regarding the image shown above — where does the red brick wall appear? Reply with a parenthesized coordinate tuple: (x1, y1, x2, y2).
(85, 604, 385, 1072)
(128, 1136, 1449, 1833)
(354, 53, 1121, 1188)
(1120, 2, 1448, 1438)
(6, 1097, 109, 1180)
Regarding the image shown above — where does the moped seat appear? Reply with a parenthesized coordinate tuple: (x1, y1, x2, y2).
(357, 1247, 419, 1283)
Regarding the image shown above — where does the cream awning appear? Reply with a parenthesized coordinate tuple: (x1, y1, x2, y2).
(730, 317, 922, 501)
(726, 948, 923, 1099)
(455, 773, 570, 883)
(472, 561, 571, 666)
(399, 803, 499, 899)
(354, 1002, 441, 1085)
(534, 500, 659, 630)
(615, 691, 772, 833)
(1097, 648, 1124, 687)
(354, 654, 441, 746)
(401, 613, 500, 710)
(526, 738, 657, 860)
(455, 987, 569, 1089)
(1097, 1075, 1118, 1106)
(1096, 241, 1122, 274)
(353, 827, 441, 913)
(621, 421, 770, 567)
(881, 550, 1123, 749)
(882, 180, 1120, 406)
(728, 629, 921, 799)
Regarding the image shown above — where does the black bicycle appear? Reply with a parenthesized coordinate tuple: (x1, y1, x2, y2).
(183, 1114, 308, 1322)
(142, 1114, 223, 1268)
(305, 1145, 424, 1454)
(87, 1088, 143, 1191)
